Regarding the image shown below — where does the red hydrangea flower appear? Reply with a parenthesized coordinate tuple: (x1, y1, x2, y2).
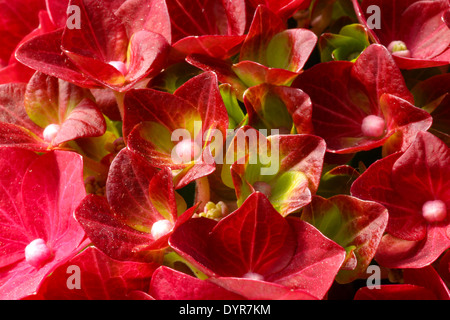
(293, 44, 432, 155)
(149, 265, 318, 300)
(247, 0, 312, 20)
(224, 126, 326, 217)
(187, 5, 317, 99)
(351, 131, 450, 268)
(0, 148, 87, 299)
(166, 0, 247, 61)
(0, 82, 47, 151)
(0, 0, 48, 84)
(75, 148, 195, 262)
(27, 247, 159, 300)
(124, 71, 229, 189)
(16, 0, 171, 92)
(243, 83, 314, 134)
(1, 0, 449, 302)
(169, 192, 346, 300)
(0, 73, 106, 151)
(149, 266, 247, 300)
(353, 0, 450, 69)
(301, 195, 388, 284)
(355, 266, 450, 300)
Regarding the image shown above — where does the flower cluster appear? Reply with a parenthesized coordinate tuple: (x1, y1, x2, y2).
(0, 0, 449, 300)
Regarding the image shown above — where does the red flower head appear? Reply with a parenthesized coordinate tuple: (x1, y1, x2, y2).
(0, 148, 87, 299)
(75, 148, 195, 262)
(247, 0, 312, 20)
(353, 0, 450, 69)
(16, 0, 171, 92)
(351, 131, 450, 268)
(187, 5, 317, 99)
(166, 0, 247, 61)
(0, 0, 48, 84)
(168, 192, 346, 300)
(293, 44, 432, 155)
(28, 247, 159, 300)
(355, 266, 450, 300)
(0, 74, 107, 151)
(124, 71, 229, 189)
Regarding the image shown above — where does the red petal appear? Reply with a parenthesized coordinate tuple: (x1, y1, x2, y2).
(166, 0, 246, 43)
(239, 5, 286, 64)
(268, 218, 346, 299)
(208, 192, 297, 277)
(0, 148, 39, 268)
(174, 71, 229, 138)
(0, 150, 86, 299)
(16, 29, 99, 88)
(392, 131, 450, 207)
(149, 266, 245, 300)
(53, 98, 106, 145)
(75, 194, 154, 261)
(0, 83, 43, 135)
(34, 247, 158, 300)
(244, 83, 314, 134)
(123, 30, 169, 91)
(248, 0, 311, 20)
(0, 0, 45, 63)
(169, 217, 219, 277)
(0, 123, 46, 150)
(375, 226, 450, 269)
(403, 266, 450, 300)
(209, 277, 318, 300)
(171, 35, 245, 61)
(106, 148, 161, 231)
(351, 44, 414, 104)
(301, 195, 388, 283)
(62, 0, 128, 63)
(355, 284, 438, 300)
(115, 0, 172, 43)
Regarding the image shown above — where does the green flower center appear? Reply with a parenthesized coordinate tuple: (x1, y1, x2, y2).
(387, 41, 411, 58)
